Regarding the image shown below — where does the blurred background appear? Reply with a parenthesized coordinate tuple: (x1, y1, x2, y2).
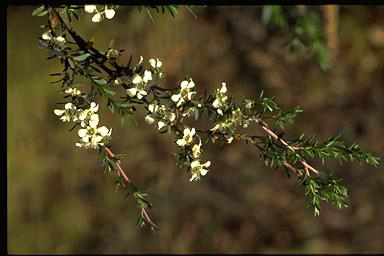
(7, 5, 384, 253)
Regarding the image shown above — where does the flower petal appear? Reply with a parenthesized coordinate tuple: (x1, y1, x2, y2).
(97, 126, 109, 136)
(84, 5, 97, 13)
(132, 74, 142, 84)
(190, 128, 196, 136)
(180, 80, 189, 89)
(220, 82, 227, 93)
(54, 109, 65, 116)
(200, 168, 208, 176)
(202, 161, 211, 168)
(92, 12, 103, 22)
(145, 115, 155, 125)
(127, 88, 137, 97)
(104, 8, 115, 19)
(143, 70, 152, 83)
(158, 121, 166, 130)
(171, 94, 181, 102)
(212, 99, 220, 108)
(184, 128, 191, 136)
(191, 160, 200, 169)
(78, 129, 87, 138)
(176, 139, 186, 147)
(42, 31, 51, 40)
(188, 79, 195, 88)
(55, 36, 65, 43)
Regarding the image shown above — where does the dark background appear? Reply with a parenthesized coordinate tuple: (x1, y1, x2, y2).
(7, 5, 384, 253)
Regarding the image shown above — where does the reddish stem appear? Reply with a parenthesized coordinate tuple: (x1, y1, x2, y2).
(104, 146, 155, 227)
(257, 119, 319, 175)
(104, 146, 131, 183)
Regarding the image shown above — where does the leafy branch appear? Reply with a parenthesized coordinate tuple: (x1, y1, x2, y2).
(35, 5, 380, 231)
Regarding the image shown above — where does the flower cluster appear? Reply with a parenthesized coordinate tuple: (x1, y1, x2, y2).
(126, 70, 153, 99)
(171, 79, 196, 107)
(65, 87, 81, 96)
(212, 82, 228, 115)
(41, 30, 65, 47)
(54, 89, 112, 149)
(144, 101, 176, 132)
(190, 159, 211, 182)
(149, 58, 162, 69)
(126, 57, 164, 100)
(54, 102, 80, 122)
(84, 5, 116, 22)
(175, 127, 211, 182)
(210, 106, 249, 144)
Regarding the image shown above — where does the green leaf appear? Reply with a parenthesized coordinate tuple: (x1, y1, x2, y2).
(185, 5, 197, 19)
(103, 88, 116, 96)
(32, 5, 45, 16)
(68, 59, 75, 69)
(144, 7, 155, 24)
(167, 5, 178, 18)
(108, 102, 115, 113)
(73, 53, 91, 62)
(109, 38, 115, 49)
(94, 77, 107, 85)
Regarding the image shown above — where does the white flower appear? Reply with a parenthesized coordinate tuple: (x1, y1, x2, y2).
(180, 79, 195, 90)
(244, 99, 253, 109)
(143, 70, 152, 83)
(76, 125, 112, 149)
(114, 78, 121, 85)
(149, 58, 162, 68)
(126, 88, 138, 97)
(145, 115, 155, 125)
(176, 127, 195, 147)
(42, 31, 51, 40)
(148, 103, 159, 113)
(180, 79, 195, 100)
(56, 36, 65, 43)
(172, 94, 186, 107)
(97, 126, 111, 136)
(65, 87, 81, 96)
(158, 121, 166, 130)
(104, 7, 115, 19)
(165, 112, 176, 122)
(212, 82, 228, 115)
(212, 98, 220, 108)
(136, 90, 147, 99)
(78, 128, 88, 138)
(89, 102, 99, 112)
(78, 102, 99, 127)
(54, 103, 79, 122)
(85, 5, 97, 13)
(54, 109, 65, 116)
(220, 82, 227, 93)
(226, 136, 233, 144)
(138, 56, 143, 65)
(171, 93, 185, 107)
(132, 74, 142, 84)
(190, 160, 211, 181)
(88, 113, 99, 127)
(92, 12, 103, 22)
(192, 140, 202, 158)
(171, 94, 181, 102)
(42, 31, 66, 46)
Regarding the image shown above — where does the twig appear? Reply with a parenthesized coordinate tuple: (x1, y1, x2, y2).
(53, 7, 115, 76)
(255, 119, 319, 175)
(104, 146, 156, 227)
